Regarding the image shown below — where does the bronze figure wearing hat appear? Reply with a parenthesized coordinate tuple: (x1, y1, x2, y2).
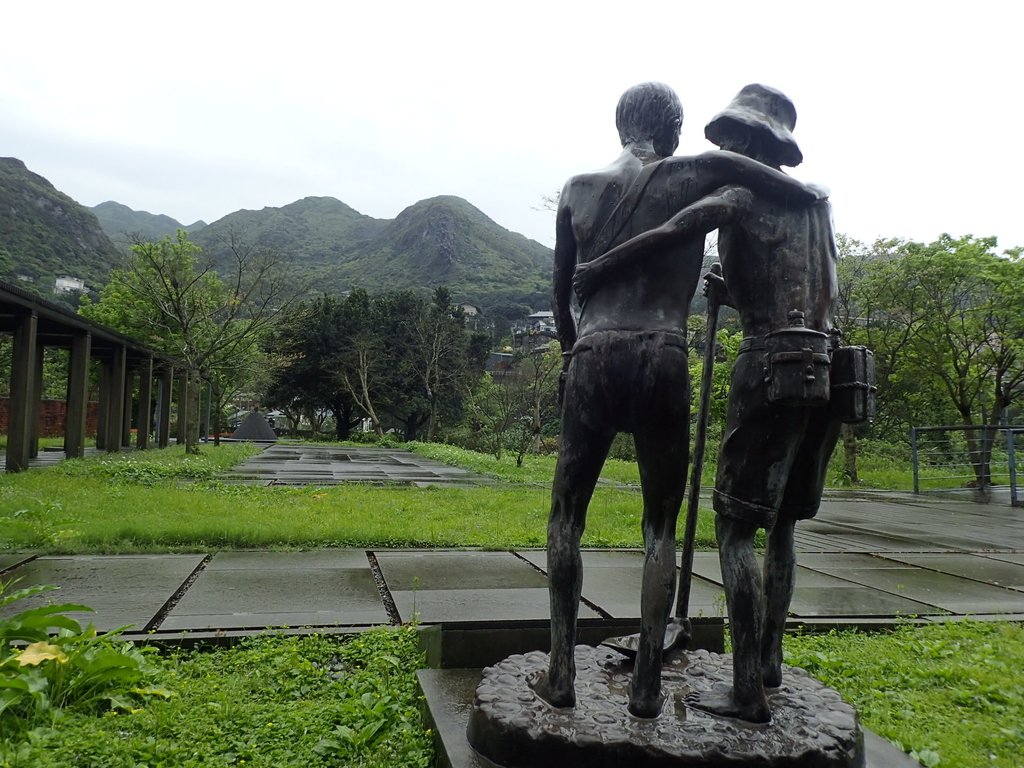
(529, 82, 826, 720)
(572, 83, 843, 723)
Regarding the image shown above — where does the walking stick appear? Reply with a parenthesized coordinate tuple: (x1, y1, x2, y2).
(674, 263, 723, 630)
(601, 264, 723, 658)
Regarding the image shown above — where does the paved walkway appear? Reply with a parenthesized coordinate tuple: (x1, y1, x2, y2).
(2, 490, 1022, 636)
(219, 443, 486, 487)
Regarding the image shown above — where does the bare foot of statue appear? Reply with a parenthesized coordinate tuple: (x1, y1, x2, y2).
(762, 656, 783, 689)
(685, 689, 771, 723)
(527, 669, 575, 709)
(627, 684, 665, 719)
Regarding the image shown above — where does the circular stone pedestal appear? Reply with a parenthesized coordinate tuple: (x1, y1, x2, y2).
(467, 646, 863, 768)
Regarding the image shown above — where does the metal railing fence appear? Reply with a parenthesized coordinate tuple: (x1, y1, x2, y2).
(910, 424, 1022, 505)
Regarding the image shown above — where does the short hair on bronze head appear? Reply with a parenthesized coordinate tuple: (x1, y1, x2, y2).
(615, 82, 683, 147)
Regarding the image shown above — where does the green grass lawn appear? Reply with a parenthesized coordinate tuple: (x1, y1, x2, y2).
(0, 443, 717, 553)
(784, 621, 1024, 768)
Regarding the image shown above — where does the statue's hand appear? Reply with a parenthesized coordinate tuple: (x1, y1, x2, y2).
(702, 262, 732, 308)
(572, 261, 600, 302)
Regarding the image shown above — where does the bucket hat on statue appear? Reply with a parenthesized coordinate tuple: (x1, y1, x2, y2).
(705, 83, 803, 167)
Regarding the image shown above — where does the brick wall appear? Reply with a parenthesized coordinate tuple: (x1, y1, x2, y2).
(0, 398, 99, 438)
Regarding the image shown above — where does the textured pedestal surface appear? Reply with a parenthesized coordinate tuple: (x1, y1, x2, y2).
(467, 646, 863, 768)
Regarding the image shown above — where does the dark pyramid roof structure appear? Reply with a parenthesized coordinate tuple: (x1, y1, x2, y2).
(229, 411, 278, 442)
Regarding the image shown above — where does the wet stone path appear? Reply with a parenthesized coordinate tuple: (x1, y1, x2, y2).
(219, 444, 487, 487)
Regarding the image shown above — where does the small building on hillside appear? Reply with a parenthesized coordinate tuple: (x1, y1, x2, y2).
(54, 275, 86, 294)
(512, 310, 556, 351)
(459, 302, 486, 332)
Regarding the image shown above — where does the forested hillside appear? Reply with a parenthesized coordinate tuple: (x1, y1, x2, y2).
(0, 158, 120, 293)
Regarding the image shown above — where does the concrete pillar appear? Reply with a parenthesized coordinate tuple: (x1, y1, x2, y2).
(106, 346, 126, 453)
(157, 366, 173, 448)
(122, 369, 134, 448)
(95, 359, 109, 450)
(29, 346, 45, 458)
(65, 332, 92, 459)
(6, 312, 38, 472)
(136, 357, 153, 450)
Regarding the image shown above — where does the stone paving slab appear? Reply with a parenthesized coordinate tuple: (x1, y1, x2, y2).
(795, 529, 932, 554)
(978, 552, 1024, 566)
(798, 522, 930, 552)
(804, 498, 1024, 551)
(0, 554, 34, 573)
(689, 554, 946, 617)
(515, 550, 725, 619)
(520, 550, 727, 619)
(389, 586, 597, 624)
(221, 444, 484, 487)
(831, 566, 1024, 615)
(574, 567, 726, 618)
(880, 553, 1024, 591)
(375, 551, 547, 591)
(203, 549, 371, 570)
(795, 553, 911, 570)
(688, 552, 724, 583)
(374, 550, 583, 624)
(160, 551, 388, 630)
(0, 555, 204, 632)
(789, 584, 943, 618)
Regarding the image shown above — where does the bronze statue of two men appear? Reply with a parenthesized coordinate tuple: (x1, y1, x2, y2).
(530, 82, 840, 723)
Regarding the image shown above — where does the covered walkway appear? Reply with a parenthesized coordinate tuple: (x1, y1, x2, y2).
(1, 279, 185, 471)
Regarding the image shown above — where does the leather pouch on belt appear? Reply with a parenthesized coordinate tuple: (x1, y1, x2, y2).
(763, 312, 830, 406)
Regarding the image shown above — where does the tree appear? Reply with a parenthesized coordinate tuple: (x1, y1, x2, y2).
(263, 287, 486, 443)
(410, 288, 482, 441)
(263, 295, 363, 440)
(80, 230, 296, 453)
(337, 289, 391, 436)
(466, 341, 561, 465)
(844, 234, 1024, 493)
(371, 289, 485, 442)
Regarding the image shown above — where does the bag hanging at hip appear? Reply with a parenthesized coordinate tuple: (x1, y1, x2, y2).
(830, 345, 876, 423)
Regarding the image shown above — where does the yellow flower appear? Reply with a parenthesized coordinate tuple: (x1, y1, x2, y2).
(17, 642, 68, 666)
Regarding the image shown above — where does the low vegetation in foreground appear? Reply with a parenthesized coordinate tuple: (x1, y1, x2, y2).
(784, 621, 1024, 768)
(1, 614, 1019, 767)
(1, 627, 431, 768)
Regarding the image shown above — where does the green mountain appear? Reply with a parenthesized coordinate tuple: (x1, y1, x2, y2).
(194, 195, 553, 310)
(193, 196, 387, 272)
(0, 158, 120, 294)
(2, 159, 554, 313)
(91, 201, 206, 247)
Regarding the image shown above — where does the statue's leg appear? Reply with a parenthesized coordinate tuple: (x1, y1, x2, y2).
(628, 426, 687, 718)
(529, 387, 613, 709)
(764, 412, 840, 687)
(762, 519, 796, 687)
(687, 514, 770, 722)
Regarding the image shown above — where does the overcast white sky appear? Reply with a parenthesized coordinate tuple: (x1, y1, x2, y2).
(3, 1, 1021, 252)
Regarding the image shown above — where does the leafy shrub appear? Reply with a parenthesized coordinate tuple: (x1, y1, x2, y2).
(0, 580, 168, 738)
(2, 629, 433, 768)
(53, 444, 260, 485)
